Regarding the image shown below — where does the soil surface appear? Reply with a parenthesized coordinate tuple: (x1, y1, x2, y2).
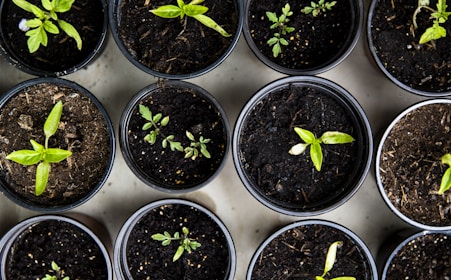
(250, 223, 373, 279)
(379, 103, 451, 227)
(384, 233, 451, 278)
(126, 83, 227, 190)
(370, 0, 451, 93)
(125, 203, 231, 279)
(1, 0, 105, 74)
(0, 82, 112, 208)
(247, 0, 355, 70)
(238, 83, 362, 211)
(116, 0, 239, 76)
(4, 219, 109, 279)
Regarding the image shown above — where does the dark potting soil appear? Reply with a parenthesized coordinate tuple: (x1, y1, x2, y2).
(250, 224, 372, 279)
(370, 0, 451, 93)
(117, 0, 239, 75)
(5, 219, 109, 279)
(239, 84, 360, 210)
(0, 83, 111, 207)
(247, 0, 354, 70)
(384, 233, 451, 279)
(125, 203, 231, 279)
(126, 84, 227, 189)
(1, 0, 105, 73)
(379, 103, 451, 227)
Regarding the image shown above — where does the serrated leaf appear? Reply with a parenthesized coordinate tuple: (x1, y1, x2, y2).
(419, 24, 446, 44)
(26, 26, 47, 53)
(150, 5, 182, 18)
(53, 0, 75, 13)
(35, 161, 50, 196)
(25, 18, 43, 28)
(139, 105, 152, 121)
(58, 19, 82, 50)
(6, 150, 42, 165)
(266, 11, 278, 23)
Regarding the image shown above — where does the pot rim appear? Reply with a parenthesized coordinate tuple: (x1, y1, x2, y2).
(232, 75, 373, 216)
(113, 198, 236, 280)
(0, 77, 116, 212)
(375, 98, 451, 231)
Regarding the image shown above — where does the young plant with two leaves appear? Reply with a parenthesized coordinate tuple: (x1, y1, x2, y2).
(42, 261, 70, 280)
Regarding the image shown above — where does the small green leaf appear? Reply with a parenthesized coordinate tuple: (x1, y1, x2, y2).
(200, 144, 210, 158)
(322, 241, 341, 277)
(320, 131, 355, 144)
(44, 148, 72, 163)
(183, 3, 208, 16)
(42, 0, 53, 11)
(272, 43, 281, 57)
(139, 105, 152, 121)
(190, 240, 201, 250)
(53, 0, 75, 13)
(267, 37, 279, 45)
(153, 113, 162, 123)
(186, 131, 195, 141)
(192, 14, 232, 37)
(419, 24, 446, 44)
(44, 101, 63, 139)
(151, 233, 168, 241)
(162, 239, 171, 246)
(30, 139, 44, 153)
(173, 245, 185, 262)
(266, 11, 278, 23)
(142, 122, 153, 130)
(6, 150, 42, 165)
(43, 20, 59, 34)
(13, 0, 45, 18)
(26, 18, 43, 28)
(35, 161, 50, 196)
(310, 142, 323, 171)
(26, 26, 47, 53)
(150, 5, 182, 18)
(51, 261, 59, 271)
(160, 116, 170, 126)
(58, 19, 82, 50)
(279, 38, 289, 46)
(170, 141, 183, 152)
(294, 127, 316, 144)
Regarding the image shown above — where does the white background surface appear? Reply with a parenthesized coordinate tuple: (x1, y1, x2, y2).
(0, 0, 429, 278)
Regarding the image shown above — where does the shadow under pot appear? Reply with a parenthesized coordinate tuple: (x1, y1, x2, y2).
(114, 198, 236, 280)
(0, 0, 108, 77)
(378, 229, 451, 279)
(243, 0, 363, 75)
(367, 0, 451, 96)
(109, 0, 243, 79)
(232, 76, 372, 216)
(375, 99, 451, 231)
(0, 214, 113, 279)
(247, 219, 378, 279)
(119, 80, 229, 193)
(0, 77, 115, 212)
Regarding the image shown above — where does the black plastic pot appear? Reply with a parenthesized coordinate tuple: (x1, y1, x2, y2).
(232, 76, 372, 216)
(243, 0, 363, 75)
(0, 0, 108, 77)
(0, 214, 113, 279)
(247, 219, 378, 279)
(119, 80, 229, 193)
(375, 99, 451, 231)
(113, 198, 236, 280)
(0, 77, 116, 212)
(109, 0, 243, 79)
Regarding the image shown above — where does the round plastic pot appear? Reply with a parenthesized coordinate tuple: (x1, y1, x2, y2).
(232, 76, 372, 216)
(0, 0, 108, 77)
(0, 77, 116, 212)
(113, 198, 236, 280)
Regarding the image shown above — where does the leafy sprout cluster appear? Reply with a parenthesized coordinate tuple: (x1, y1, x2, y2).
(6, 101, 72, 196)
(151, 226, 201, 262)
(439, 153, 451, 194)
(301, 0, 337, 17)
(288, 127, 355, 171)
(42, 261, 70, 280)
(413, 0, 451, 44)
(316, 241, 356, 280)
(139, 104, 211, 160)
(13, 0, 82, 53)
(150, 0, 232, 37)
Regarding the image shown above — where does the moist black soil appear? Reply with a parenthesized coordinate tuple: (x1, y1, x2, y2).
(370, 0, 451, 93)
(238, 84, 362, 211)
(117, 0, 239, 76)
(5, 219, 109, 279)
(125, 203, 231, 279)
(384, 233, 451, 278)
(1, 0, 105, 73)
(0, 83, 112, 208)
(126, 83, 227, 190)
(247, 0, 355, 70)
(250, 224, 373, 279)
(379, 103, 451, 227)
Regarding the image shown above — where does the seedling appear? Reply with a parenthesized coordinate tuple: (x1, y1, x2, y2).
(301, 0, 337, 17)
(6, 101, 72, 196)
(288, 127, 355, 171)
(266, 3, 295, 58)
(412, 0, 451, 44)
(316, 241, 356, 280)
(184, 131, 211, 160)
(151, 226, 201, 262)
(42, 261, 70, 280)
(12, 0, 82, 53)
(438, 153, 451, 194)
(150, 0, 231, 37)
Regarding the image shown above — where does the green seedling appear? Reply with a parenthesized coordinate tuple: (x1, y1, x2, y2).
(151, 226, 201, 262)
(438, 153, 451, 194)
(412, 0, 451, 44)
(316, 241, 356, 280)
(6, 101, 72, 196)
(139, 104, 183, 152)
(12, 0, 82, 53)
(266, 3, 295, 58)
(184, 131, 211, 160)
(288, 127, 355, 171)
(301, 0, 337, 17)
(41, 261, 70, 280)
(150, 0, 231, 37)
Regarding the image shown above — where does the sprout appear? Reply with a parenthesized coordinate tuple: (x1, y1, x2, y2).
(316, 241, 356, 280)
(266, 3, 295, 58)
(151, 227, 201, 262)
(41, 261, 70, 280)
(301, 0, 337, 17)
(438, 153, 451, 194)
(412, 0, 451, 44)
